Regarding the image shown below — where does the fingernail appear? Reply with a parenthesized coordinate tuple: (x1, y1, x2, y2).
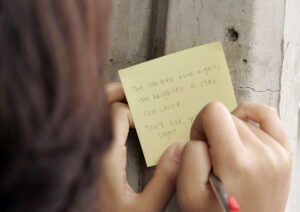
(172, 143, 185, 162)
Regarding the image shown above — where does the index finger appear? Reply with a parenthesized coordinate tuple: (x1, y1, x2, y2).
(190, 102, 244, 164)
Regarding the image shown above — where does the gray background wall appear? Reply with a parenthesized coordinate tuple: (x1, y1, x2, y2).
(108, 1, 300, 211)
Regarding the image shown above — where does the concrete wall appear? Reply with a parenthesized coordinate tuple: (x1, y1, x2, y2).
(281, 0, 300, 211)
(108, 0, 300, 211)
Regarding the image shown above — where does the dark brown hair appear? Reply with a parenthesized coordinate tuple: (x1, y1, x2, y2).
(0, 0, 112, 211)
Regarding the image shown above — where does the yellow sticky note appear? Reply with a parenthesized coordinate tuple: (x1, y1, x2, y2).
(119, 41, 237, 167)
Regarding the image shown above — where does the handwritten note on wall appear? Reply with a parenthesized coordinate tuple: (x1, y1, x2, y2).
(119, 42, 237, 167)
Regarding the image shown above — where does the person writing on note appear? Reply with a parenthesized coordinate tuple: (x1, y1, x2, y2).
(0, 1, 291, 212)
(105, 85, 291, 212)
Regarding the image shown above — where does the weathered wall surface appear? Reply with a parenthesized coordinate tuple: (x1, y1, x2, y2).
(108, 0, 299, 211)
(165, 0, 284, 108)
(108, 0, 151, 81)
(281, 0, 300, 211)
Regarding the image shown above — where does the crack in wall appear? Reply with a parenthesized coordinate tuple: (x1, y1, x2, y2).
(233, 84, 280, 93)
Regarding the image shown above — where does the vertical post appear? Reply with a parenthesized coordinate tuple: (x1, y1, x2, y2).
(147, 0, 169, 60)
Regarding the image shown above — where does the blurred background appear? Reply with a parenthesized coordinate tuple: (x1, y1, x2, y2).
(107, 1, 300, 211)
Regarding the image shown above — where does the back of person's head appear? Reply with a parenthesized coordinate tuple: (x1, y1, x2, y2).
(0, 0, 112, 211)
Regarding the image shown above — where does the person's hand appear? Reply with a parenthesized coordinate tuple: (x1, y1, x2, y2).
(98, 82, 185, 212)
(177, 102, 291, 212)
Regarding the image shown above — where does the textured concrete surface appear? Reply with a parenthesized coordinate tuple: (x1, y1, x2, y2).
(108, 0, 300, 211)
(281, 0, 300, 211)
(108, 0, 151, 81)
(165, 0, 284, 108)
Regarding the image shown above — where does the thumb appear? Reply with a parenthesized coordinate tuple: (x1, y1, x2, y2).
(139, 142, 185, 211)
(177, 140, 221, 212)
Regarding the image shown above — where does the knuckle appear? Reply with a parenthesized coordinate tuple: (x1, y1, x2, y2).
(279, 149, 293, 171)
(226, 152, 248, 175)
(202, 101, 226, 117)
(278, 130, 288, 144)
(266, 106, 278, 117)
(184, 140, 196, 151)
(239, 101, 249, 108)
(268, 157, 279, 174)
(264, 148, 284, 176)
